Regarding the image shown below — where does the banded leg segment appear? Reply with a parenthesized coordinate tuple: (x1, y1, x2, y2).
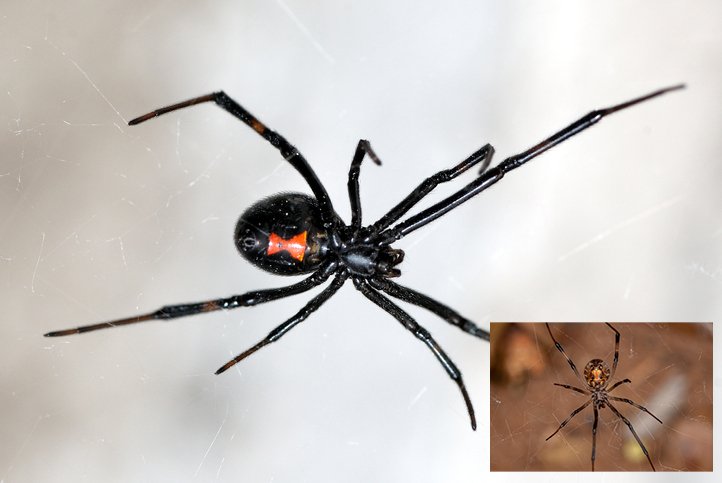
(605, 322, 620, 380)
(546, 323, 588, 388)
(546, 399, 592, 441)
(609, 396, 663, 424)
(607, 401, 657, 471)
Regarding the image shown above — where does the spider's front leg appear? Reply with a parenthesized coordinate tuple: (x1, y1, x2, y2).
(379, 85, 684, 244)
(372, 144, 494, 233)
(128, 91, 337, 224)
(344, 140, 493, 234)
(546, 323, 589, 388)
(347, 140, 382, 232)
(605, 322, 620, 379)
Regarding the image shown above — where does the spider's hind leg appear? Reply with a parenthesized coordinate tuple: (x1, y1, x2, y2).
(371, 278, 489, 340)
(353, 277, 477, 430)
(45, 261, 338, 337)
(216, 272, 347, 374)
(606, 401, 657, 471)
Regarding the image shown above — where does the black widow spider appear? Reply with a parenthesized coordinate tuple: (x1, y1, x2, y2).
(46, 84, 683, 430)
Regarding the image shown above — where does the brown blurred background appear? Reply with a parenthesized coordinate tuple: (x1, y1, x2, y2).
(490, 322, 713, 472)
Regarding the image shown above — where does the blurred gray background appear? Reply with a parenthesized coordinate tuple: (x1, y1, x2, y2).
(1, 0, 719, 481)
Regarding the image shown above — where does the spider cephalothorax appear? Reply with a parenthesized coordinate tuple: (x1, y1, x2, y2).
(46, 85, 682, 430)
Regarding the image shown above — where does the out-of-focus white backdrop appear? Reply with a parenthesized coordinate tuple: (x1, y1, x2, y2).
(1, 1, 719, 481)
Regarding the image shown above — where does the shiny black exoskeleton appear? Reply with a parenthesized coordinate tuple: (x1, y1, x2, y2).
(236, 192, 405, 279)
(45, 85, 684, 430)
(235, 193, 331, 275)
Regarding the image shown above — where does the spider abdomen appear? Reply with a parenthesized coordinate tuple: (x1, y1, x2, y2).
(234, 193, 332, 275)
(584, 359, 611, 389)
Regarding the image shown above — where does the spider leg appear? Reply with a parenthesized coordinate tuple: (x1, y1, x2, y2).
(371, 144, 494, 234)
(606, 400, 657, 471)
(546, 399, 592, 440)
(215, 272, 347, 374)
(353, 277, 476, 430)
(553, 383, 588, 396)
(606, 322, 620, 380)
(44, 261, 338, 337)
(546, 323, 589, 388)
(609, 396, 663, 424)
(607, 378, 632, 393)
(370, 278, 490, 340)
(347, 140, 382, 231)
(592, 404, 599, 471)
(128, 92, 336, 224)
(379, 85, 684, 243)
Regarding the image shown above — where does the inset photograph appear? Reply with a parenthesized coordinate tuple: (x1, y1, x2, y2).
(490, 323, 712, 471)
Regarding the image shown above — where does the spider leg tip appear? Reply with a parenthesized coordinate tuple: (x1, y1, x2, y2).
(128, 113, 157, 125)
(44, 330, 69, 337)
(215, 361, 237, 375)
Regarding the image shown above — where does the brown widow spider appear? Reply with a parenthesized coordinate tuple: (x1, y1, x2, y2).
(545, 323, 663, 471)
(44, 85, 682, 431)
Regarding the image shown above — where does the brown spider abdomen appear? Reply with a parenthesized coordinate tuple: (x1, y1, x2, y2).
(584, 359, 610, 389)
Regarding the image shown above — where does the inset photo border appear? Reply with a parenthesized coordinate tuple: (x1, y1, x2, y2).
(489, 323, 712, 472)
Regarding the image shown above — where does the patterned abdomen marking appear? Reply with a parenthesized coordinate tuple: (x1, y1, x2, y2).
(267, 232, 307, 261)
